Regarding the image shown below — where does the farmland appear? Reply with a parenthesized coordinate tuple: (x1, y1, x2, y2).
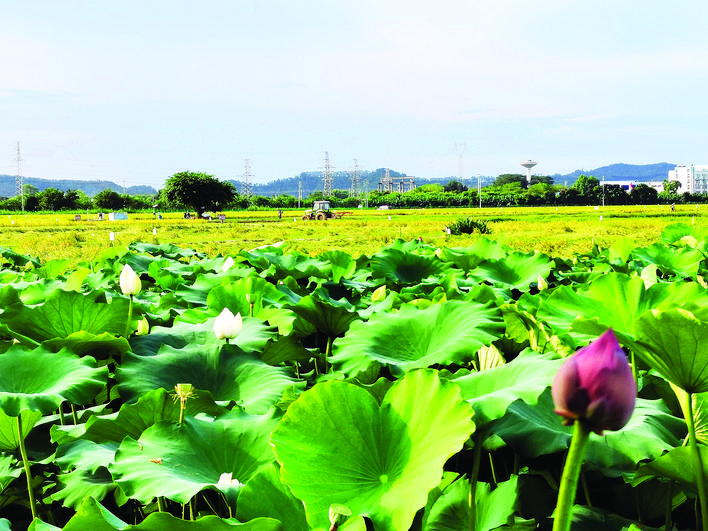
(0, 204, 698, 266)
(0, 205, 705, 530)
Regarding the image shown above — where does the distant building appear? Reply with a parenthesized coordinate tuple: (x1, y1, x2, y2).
(668, 164, 708, 194)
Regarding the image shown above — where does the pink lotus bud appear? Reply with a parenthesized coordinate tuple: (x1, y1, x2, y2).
(552, 329, 636, 434)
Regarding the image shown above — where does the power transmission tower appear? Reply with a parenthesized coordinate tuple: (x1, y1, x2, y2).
(241, 159, 253, 200)
(349, 159, 361, 197)
(298, 180, 302, 208)
(15, 142, 24, 212)
(322, 152, 334, 198)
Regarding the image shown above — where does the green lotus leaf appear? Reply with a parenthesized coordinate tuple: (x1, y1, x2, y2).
(451, 349, 562, 429)
(0, 453, 22, 493)
(426, 475, 519, 531)
(608, 237, 636, 264)
(468, 250, 554, 291)
(129, 315, 276, 357)
(270, 369, 474, 530)
(632, 242, 704, 278)
(78, 388, 226, 444)
(174, 273, 230, 306)
(288, 294, 359, 340)
(51, 467, 115, 510)
(207, 275, 290, 318)
(111, 413, 277, 504)
(239, 247, 330, 281)
(117, 344, 295, 414)
(492, 390, 685, 476)
(632, 446, 708, 495)
(0, 345, 107, 416)
(319, 250, 357, 283)
(436, 238, 508, 271)
(673, 387, 708, 444)
(236, 462, 308, 531)
(129, 242, 202, 260)
(0, 409, 42, 450)
(634, 308, 708, 393)
(2, 289, 129, 345)
(331, 300, 504, 374)
(371, 247, 450, 285)
(537, 272, 708, 346)
(42, 331, 130, 361)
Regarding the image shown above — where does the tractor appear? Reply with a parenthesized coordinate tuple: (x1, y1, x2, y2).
(302, 200, 337, 221)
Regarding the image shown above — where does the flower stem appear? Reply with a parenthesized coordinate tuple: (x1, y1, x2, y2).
(552, 420, 591, 531)
(125, 295, 133, 338)
(468, 435, 482, 531)
(17, 415, 38, 521)
(686, 392, 708, 531)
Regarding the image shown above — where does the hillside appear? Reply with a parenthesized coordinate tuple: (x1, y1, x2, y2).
(0, 175, 156, 198)
(0, 162, 678, 199)
(553, 162, 675, 184)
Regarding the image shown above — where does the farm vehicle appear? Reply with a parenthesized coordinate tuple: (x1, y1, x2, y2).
(301, 201, 350, 220)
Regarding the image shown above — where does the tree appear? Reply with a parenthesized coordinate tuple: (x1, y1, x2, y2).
(662, 179, 681, 194)
(630, 183, 659, 205)
(94, 189, 124, 211)
(38, 188, 66, 211)
(443, 180, 468, 193)
(494, 174, 527, 188)
(163, 172, 235, 217)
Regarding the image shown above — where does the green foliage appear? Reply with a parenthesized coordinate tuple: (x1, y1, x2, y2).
(163, 171, 235, 216)
(447, 217, 491, 235)
(93, 189, 124, 211)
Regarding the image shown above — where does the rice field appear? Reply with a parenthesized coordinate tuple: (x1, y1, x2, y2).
(0, 204, 700, 265)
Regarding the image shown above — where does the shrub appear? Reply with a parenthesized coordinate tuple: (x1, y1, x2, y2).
(446, 217, 491, 235)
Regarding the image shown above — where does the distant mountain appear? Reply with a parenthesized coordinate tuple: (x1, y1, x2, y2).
(552, 163, 675, 184)
(0, 175, 156, 198)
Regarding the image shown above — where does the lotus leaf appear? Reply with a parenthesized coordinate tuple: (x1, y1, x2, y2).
(0, 409, 42, 450)
(634, 308, 708, 393)
(331, 300, 504, 374)
(270, 369, 474, 530)
(2, 289, 129, 345)
(0, 345, 107, 416)
(371, 247, 450, 285)
(117, 344, 295, 414)
(467, 250, 553, 291)
(632, 242, 703, 278)
(111, 413, 277, 504)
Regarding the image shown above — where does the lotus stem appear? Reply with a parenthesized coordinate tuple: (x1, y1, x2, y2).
(488, 452, 497, 486)
(17, 415, 38, 521)
(580, 470, 592, 508)
(665, 481, 674, 531)
(70, 403, 79, 425)
(469, 435, 482, 531)
(686, 392, 708, 531)
(325, 336, 334, 373)
(125, 294, 133, 338)
(552, 420, 591, 531)
(157, 496, 166, 513)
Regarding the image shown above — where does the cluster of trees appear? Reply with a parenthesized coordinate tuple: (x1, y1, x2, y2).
(0, 171, 702, 214)
(0, 185, 157, 212)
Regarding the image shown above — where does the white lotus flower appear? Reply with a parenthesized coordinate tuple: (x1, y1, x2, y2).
(136, 317, 150, 336)
(221, 256, 235, 272)
(213, 308, 243, 340)
(119, 264, 142, 296)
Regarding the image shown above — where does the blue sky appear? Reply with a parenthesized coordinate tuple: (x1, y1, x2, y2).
(2, 1, 708, 189)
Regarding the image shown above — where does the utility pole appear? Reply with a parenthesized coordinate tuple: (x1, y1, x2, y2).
(241, 159, 253, 201)
(322, 152, 334, 198)
(350, 159, 361, 197)
(15, 141, 24, 212)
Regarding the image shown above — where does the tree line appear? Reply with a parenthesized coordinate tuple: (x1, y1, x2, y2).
(0, 171, 700, 213)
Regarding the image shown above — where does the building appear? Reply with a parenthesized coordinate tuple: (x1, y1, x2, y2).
(668, 164, 708, 194)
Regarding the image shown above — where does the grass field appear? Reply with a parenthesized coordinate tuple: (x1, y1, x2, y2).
(0, 204, 701, 265)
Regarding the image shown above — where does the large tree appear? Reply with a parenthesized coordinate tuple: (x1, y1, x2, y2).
(163, 172, 235, 217)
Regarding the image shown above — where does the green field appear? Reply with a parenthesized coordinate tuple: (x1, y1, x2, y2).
(0, 204, 700, 264)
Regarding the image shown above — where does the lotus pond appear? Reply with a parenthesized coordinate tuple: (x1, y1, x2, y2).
(0, 222, 706, 530)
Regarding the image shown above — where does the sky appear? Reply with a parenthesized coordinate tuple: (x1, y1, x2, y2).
(2, 1, 708, 190)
